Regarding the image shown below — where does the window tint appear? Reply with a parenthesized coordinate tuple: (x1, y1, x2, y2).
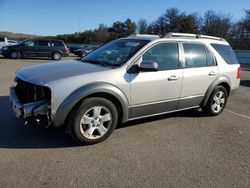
(143, 43, 179, 70)
(37, 40, 50, 47)
(205, 47, 216, 66)
(24, 40, 35, 47)
(51, 41, 64, 47)
(211, 43, 238, 64)
(0, 37, 5, 42)
(183, 43, 207, 68)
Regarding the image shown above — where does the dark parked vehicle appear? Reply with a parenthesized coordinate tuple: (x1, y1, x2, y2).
(1, 39, 69, 60)
(73, 46, 99, 57)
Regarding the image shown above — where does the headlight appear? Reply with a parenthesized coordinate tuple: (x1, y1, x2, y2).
(2, 47, 8, 50)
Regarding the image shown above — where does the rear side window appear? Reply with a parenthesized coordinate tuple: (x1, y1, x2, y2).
(51, 41, 64, 47)
(37, 40, 50, 47)
(183, 43, 216, 68)
(211, 43, 238, 64)
(205, 47, 216, 66)
(0, 37, 5, 42)
(143, 43, 179, 70)
(183, 43, 207, 68)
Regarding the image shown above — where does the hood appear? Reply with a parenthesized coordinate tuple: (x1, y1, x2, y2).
(16, 60, 110, 85)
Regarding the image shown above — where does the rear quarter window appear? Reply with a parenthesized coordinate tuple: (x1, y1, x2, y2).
(211, 43, 239, 64)
(51, 41, 64, 47)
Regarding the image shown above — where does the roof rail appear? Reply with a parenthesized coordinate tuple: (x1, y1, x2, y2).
(164, 32, 225, 41)
(126, 34, 160, 40)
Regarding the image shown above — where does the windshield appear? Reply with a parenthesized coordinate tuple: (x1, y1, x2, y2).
(81, 39, 149, 67)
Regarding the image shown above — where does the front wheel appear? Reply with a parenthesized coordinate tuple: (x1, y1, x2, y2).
(202, 86, 228, 116)
(67, 97, 118, 145)
(10, 51, 20, 59)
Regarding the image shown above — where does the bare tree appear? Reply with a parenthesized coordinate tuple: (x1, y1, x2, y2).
(202, 10, 233, 38)
(137, 19, 148, 34)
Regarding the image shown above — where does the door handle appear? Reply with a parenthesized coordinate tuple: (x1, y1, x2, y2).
(168, 75, 180, 81)
(209, 71, 217, 76)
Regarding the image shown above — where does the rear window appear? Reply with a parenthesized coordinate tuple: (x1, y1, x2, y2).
(51, 41, 64, 47)
(211, 43, 239, 64)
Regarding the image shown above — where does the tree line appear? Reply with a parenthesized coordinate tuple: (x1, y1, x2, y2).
(52, 8, 250, 50)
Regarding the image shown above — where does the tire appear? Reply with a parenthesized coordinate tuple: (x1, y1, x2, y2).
(52, 52, 62, 60)
(202, 86, 228, 116)
(77, 52, 82, 57)
(10, 51, 20, 59)
(67, 97, 118, 145)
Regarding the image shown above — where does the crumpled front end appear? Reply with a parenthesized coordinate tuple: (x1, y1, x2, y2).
(9, 77, 52, 126)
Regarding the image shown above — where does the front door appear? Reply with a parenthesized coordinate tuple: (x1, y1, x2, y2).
(21, 39, 37, 57)
(129, 42, 183, 119)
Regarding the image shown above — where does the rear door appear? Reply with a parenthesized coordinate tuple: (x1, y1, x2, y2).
(36, 39, 51, 57)
(179, 42, 218, 109)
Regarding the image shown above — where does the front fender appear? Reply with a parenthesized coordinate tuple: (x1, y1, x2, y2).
(52, 82, 129, 127)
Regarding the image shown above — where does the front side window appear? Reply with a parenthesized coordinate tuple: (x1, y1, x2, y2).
(0, 38, 5, 42)
(183, 43, 207, 68)
(82, 39, 149, 67)
(142, 43, 179, 70)
(23, 40, 35, 47)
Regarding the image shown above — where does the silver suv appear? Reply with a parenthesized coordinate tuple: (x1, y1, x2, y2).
(9, 33, 240, 145)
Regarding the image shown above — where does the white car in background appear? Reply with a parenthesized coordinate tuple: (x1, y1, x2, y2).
(8, 40, 18, 45)
(0, 36, 9, 54)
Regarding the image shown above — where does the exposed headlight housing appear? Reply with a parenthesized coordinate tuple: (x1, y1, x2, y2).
(2, 47, 8, 50)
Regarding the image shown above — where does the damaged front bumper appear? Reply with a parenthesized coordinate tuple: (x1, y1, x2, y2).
(9, 86, 51, 125)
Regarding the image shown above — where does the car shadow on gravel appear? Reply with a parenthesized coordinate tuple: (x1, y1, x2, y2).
(240, 80, 250, 87)
(118, 108, 207, 129)
(0, 95, 206, 149)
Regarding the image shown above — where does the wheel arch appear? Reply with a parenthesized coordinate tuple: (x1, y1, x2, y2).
(10, 50, 22, 57)
(52, 82, 129, 127)
(201, 76, 231, 107)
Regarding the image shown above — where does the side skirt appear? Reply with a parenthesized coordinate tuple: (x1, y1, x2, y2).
(128, 105, 200, 121)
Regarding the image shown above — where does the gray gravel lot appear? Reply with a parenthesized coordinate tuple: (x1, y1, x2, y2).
(0, 56, 250, 188)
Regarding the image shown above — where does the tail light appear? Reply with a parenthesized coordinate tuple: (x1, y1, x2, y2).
(237, 67, 241, 79)
(64, 47, 69, 53)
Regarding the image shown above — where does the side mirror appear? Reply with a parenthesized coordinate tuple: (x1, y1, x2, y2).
(139, 61, 158, 72)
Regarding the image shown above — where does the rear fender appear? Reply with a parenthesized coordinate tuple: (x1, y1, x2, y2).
(201, 76, 231, 106)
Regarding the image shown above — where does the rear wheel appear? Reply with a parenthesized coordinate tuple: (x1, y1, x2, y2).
(202, 86, 228, 116)
(67, 97, 118, 145)
(52, 52, 62, 60)
(10, 51, 20, 59)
